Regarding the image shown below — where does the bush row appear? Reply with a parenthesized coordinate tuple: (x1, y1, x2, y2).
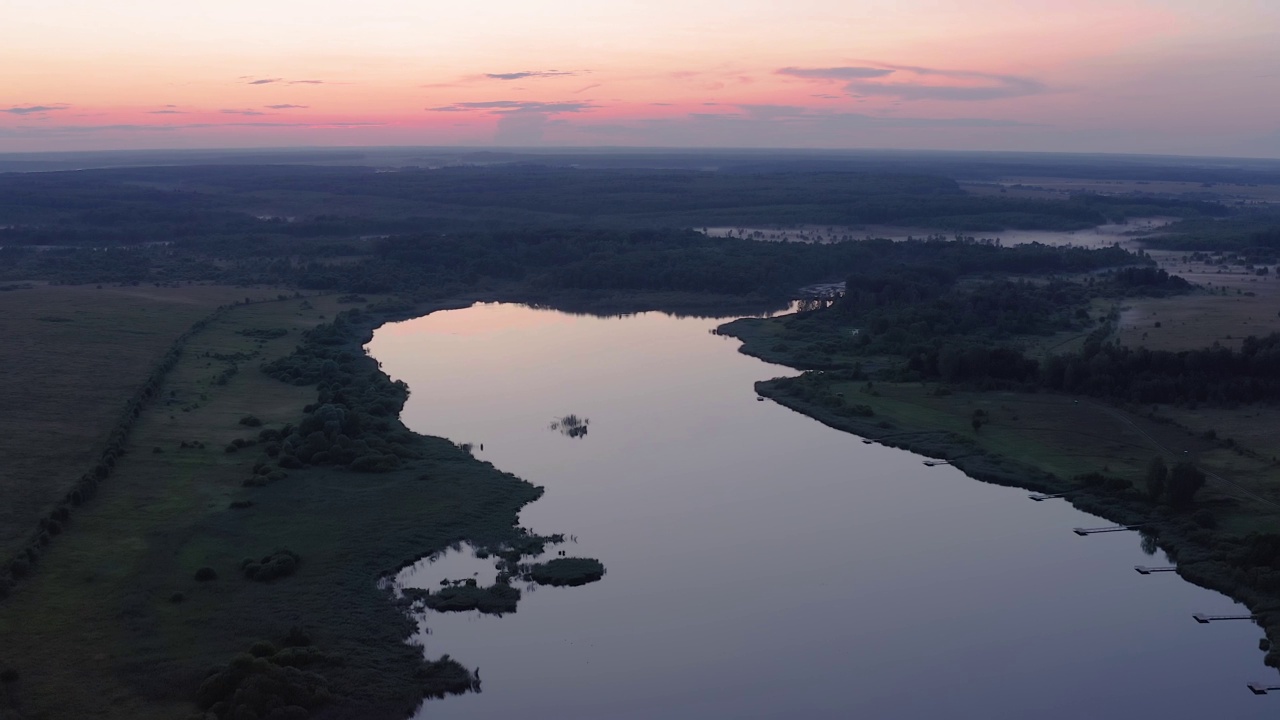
(1, 295, 300, 600)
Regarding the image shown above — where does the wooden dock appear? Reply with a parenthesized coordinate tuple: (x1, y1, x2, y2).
(922, 459, 950, 467)
(1248, 682, 1280, 695)
(1193, 613, 1258, 624)
(1072, 524, 1143, 536)
(1029, 491, 1071, 502)
(1134, 565, 1177, 575)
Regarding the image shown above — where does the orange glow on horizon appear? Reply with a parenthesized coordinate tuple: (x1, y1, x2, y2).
(2, 1, 1277, 156)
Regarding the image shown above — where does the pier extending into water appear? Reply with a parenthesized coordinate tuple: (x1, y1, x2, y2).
(1073, 524, 1144, 536)
(1193, 613, 1259, 624)
(1135, 566, 1177, 575)
(1030, 491, 1073, 502)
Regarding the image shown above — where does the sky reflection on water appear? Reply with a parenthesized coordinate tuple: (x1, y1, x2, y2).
(368, 303, 1276, 720)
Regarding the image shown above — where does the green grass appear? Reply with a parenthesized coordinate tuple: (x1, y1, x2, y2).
(0, 295, 548, 719)
(0, 284, 267, 563)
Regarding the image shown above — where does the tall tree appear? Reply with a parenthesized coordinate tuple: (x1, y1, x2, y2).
(1145, 456, 1168, 501)
(1167, 461, 1207, 506)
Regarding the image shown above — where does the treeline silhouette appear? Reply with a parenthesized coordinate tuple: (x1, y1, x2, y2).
(758, 249, 1179, 365)
(895, 319, 1280, 404)
(0, 225, 1148, 303)
(1143, 208, 1280, 255)
(0, 164, 1230, 250)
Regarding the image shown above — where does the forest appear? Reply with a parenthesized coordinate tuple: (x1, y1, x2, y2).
(752, 257, 1280, 406)
(0, 163, 1230, 246)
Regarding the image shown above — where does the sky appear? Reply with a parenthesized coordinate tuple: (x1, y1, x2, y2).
(2, 0, 1279, 156)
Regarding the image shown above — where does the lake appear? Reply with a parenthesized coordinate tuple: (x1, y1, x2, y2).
(367, 302, 1275, 719)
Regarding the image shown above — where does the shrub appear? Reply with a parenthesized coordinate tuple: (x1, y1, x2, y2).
(278, 455, 304, 469)
(195, 651, 331, 716)
(249, 641, 278, 658)
(349, 454, 400, 472)
(281, 626, 312, 648)
(1168, 462, 1207, 506)
(169, 592, 185, 603)
(418, 655, 479, 699)
(242, 550, 301, 582)
(237, 327, 289, 339)
(1145, 456, 1168, 501)
(194, 567, 218, 582)
(229, 500, 254, 509)
(239, 415, 263, 427)
(271, 647, 337, 668)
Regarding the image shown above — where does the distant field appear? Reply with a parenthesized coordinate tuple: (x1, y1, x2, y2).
(1115, 251, 1280, 351)
(0, 284, 273, 561)
(963, 177, 1280, 207)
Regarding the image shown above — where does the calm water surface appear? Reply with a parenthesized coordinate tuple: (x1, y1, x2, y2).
(366, 303, 1275, 720)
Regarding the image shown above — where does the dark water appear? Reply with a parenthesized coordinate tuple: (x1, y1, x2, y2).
(367, 303, 1275, 720)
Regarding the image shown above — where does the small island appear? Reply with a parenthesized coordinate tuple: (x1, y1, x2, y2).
(528, 558, 607, 587)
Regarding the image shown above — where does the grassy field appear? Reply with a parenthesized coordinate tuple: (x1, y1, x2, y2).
(0, 284, 280, 563)
(794, 380, 1280, 517)
(0, 293, 545, 719)
(1113, 252, 1280, 351)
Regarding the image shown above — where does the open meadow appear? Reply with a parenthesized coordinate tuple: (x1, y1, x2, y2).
(1114, 251, 1280, 351)
(0, 284, 276, 562)
(0, 292, 544, 719)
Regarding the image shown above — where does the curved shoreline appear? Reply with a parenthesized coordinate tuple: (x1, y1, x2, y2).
(738, 350, 1280, 674)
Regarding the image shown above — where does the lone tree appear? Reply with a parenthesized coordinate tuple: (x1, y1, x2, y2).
(1145, 456, 1168, 501)
(1167, 461, 1207, 506)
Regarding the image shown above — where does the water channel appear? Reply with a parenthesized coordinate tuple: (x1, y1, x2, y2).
(366, 302, 1275, 719)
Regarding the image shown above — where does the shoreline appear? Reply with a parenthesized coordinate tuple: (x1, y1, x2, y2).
(5, 290, 1276, 719)
(722, 320, 1280, 673)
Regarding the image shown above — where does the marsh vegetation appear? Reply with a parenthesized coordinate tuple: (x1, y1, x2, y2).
(549, 414, 589, 439)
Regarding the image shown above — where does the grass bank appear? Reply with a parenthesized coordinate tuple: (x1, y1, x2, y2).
(0, 293, 564, 719)
(723, 320, 1280, 674)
